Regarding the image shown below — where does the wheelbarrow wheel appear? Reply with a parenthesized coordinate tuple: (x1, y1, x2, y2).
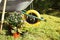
(23, 10, 41, 27)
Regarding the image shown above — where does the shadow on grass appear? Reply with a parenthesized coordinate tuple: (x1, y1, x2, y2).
(1, 23, 13, 36)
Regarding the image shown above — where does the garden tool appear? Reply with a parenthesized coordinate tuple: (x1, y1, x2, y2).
(0, 0, 33, 11)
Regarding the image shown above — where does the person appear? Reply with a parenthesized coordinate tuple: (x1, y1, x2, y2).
(0, 0, 33, 11)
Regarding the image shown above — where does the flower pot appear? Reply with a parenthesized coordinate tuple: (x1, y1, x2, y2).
(13, 32, 20, 38)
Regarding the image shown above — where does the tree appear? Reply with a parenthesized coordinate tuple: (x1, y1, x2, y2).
(27, 0, 60, 14)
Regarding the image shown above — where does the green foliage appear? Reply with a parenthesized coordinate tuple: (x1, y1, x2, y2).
(6, 12, 23, 27)
(27, 0, 60, 14)
(0, 14, 60, 40)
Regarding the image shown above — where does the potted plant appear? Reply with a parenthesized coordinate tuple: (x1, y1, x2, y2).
(6, 12, 24, 38)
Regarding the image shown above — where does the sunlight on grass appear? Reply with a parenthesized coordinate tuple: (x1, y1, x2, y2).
(0, 14, 60, 40)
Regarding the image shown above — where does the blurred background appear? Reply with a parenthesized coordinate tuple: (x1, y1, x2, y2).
(26, 0, 60, 17)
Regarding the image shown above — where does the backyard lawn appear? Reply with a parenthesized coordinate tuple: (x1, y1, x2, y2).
(0, 14, 60, 40)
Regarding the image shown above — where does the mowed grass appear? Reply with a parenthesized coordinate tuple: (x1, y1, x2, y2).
(0, 14, 60, 40)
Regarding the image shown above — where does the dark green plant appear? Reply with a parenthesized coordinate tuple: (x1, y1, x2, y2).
(27, 0, 60, 14)
(6, 12, 23, 27)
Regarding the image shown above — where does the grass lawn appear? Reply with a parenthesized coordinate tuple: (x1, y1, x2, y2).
(0, 14, 60, 40)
